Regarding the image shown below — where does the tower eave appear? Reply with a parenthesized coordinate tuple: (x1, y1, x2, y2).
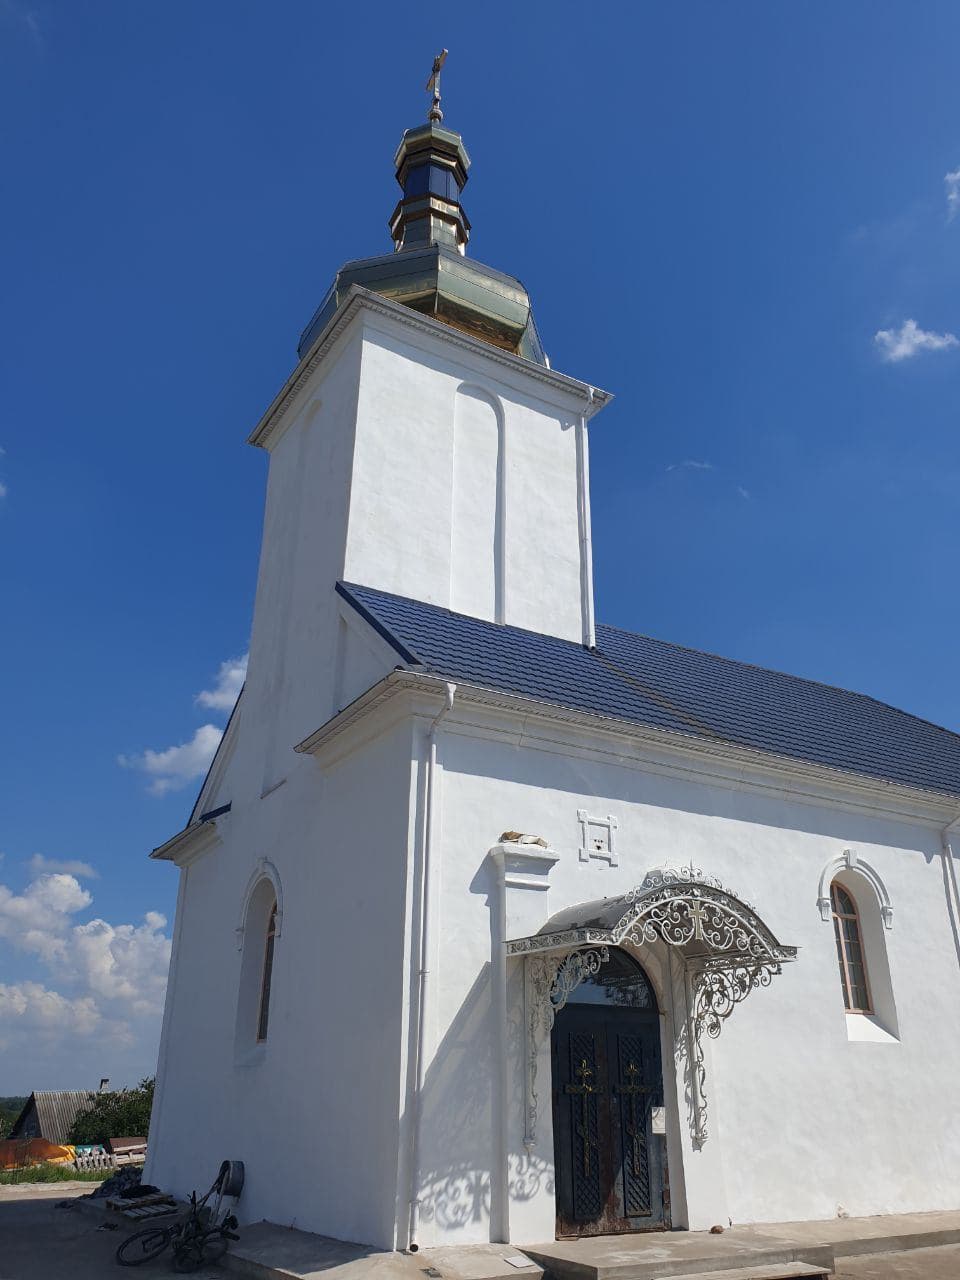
(252, 287, 612, 452)
(297, 245, 545, 365)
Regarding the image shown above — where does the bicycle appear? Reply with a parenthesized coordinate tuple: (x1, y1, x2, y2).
(115, 1159, 244, 1271)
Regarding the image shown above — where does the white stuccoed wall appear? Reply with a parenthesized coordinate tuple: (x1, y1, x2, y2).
(344, 310, 594, 641)
(146, 715, 420, 1249)
(410, 702, 960, 1246)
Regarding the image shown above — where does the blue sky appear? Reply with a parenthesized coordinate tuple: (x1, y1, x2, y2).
(2, 2, 959, 1091)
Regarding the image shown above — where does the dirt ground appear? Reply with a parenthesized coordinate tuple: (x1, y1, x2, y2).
(3, 1184, 960, 1280)
(0, 1182, 226, 1279)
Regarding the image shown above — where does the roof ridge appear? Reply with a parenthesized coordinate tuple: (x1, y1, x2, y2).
(597, 620, 960, 744)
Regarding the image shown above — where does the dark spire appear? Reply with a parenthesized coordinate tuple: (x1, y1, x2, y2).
(390, 51, 471, 254)
(296, 52, 547, 366)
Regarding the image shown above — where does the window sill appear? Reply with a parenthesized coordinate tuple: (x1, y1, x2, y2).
(845, 1012, 899, 1044)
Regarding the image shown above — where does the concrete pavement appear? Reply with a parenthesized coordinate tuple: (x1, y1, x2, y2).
(834, 1245, 960, 1278)
(0, 1182, 223, 1280)
(3, 1186, 960, 1280)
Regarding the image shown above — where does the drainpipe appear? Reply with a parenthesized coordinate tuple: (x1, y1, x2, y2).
(407, 681, 457, 1252)
(940, 812, 960, 948)
(576, 388, 597, 651)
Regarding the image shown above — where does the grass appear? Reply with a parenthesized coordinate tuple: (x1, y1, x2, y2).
(0, 1162, 112, 1184)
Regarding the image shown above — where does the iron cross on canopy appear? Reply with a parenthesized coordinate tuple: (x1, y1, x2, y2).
(687, 899, 709, 940)
(426, 48, 448, 122)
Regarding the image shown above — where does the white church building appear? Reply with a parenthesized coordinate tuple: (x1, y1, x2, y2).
(145, 85, 960, 1252)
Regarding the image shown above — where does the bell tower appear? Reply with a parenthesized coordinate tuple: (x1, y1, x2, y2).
(243, 57, 610, 756)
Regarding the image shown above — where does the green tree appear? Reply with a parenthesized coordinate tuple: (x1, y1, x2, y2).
(0, 1098, 27, 1140)
(69, 1078, 155, 1145)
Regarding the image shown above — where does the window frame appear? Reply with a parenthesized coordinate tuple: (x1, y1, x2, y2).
(256, 900, 278, 1043)
(831, 880, 873, 1015)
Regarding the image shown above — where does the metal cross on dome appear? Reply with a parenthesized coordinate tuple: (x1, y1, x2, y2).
(425, 48, 448, 122)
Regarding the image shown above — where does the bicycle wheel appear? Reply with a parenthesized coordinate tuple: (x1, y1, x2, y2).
(172, 1242, 201, 1272)
(173, 1230, 229, 1271)
(201, 1232, 229, 1263)
(116, 1225, 174, 1266)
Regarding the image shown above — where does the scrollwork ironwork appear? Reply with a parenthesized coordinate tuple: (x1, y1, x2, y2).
(506, 869, 791, 965)
(550, 948, 609, 1013)
(629, 864, 724, 896)
(685, 956, 782, 1144)
(523, 947, 609, 1148)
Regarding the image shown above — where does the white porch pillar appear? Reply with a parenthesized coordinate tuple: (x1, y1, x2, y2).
(490, 839, 561, 941)
(489, 839, 559, 1243)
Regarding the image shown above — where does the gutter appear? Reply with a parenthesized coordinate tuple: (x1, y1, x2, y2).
(407, 681, 457, 1251)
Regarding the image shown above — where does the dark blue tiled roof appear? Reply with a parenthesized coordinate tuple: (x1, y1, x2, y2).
(338, 582, 960, 798)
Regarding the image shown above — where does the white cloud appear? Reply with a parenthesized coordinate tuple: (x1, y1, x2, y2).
(874, 319, 959, 363)
(27, 854, 98, 879)
(0, 481, 7, 500)
(118, 723, 223, 795)
(737, 486, 751, 500)
(196, 653, 247, 712)
(667, 459, 714, 473)
(946, 168, 960, 221)
(0, 982, 101, 1048)
(0, 873, 93, 962)
(119, 650, 244, 796)
(71, 913, 170, 1016)
(0, 871, 172, 1070)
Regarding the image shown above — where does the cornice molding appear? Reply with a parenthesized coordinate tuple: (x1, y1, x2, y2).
(150, 817, 223, 867)
(248, 286, 612, 450)
(294, 669, 960, 825)
(294, 673, 415, 757)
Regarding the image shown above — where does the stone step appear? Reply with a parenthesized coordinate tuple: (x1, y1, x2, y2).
(521, 1243, 835, 1280)
(831, 1224, 960, 1258)
(648, 1266, 828, 1280)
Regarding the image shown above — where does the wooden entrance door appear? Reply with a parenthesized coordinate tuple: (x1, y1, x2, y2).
(551, 954, 668, 1237)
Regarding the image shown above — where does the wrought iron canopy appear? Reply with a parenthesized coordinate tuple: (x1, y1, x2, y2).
(505, 865, 797, 968)
(512, 866, 798, 1149)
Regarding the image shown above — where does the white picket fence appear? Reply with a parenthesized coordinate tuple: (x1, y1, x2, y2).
(74, 1152, 117, 1171)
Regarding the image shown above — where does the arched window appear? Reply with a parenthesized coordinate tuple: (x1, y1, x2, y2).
(235, 866, 282, 1061)
(257, 901, 277, 1042)
(831, 881, 871, 1013)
